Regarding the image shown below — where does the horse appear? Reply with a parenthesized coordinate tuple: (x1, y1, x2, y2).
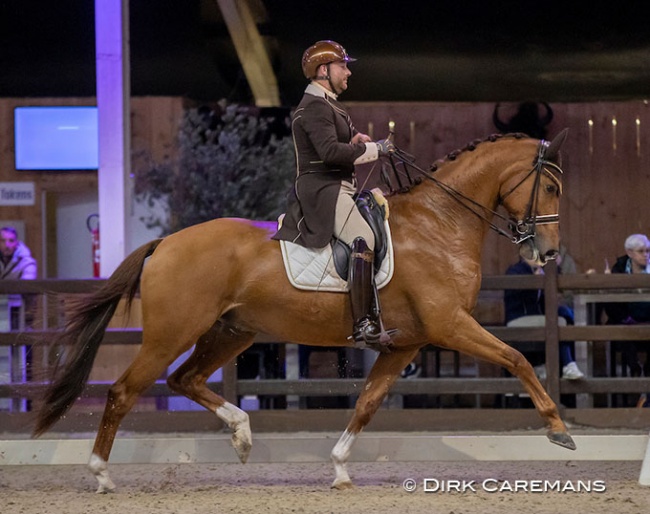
(33, 130, 572, 493)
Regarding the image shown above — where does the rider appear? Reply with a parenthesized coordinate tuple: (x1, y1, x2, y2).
(272, 40, 395, 348)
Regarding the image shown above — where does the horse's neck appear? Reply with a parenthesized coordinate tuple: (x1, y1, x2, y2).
(437, 145, 515, 208)
(388, 140, 535, 265)
(391, 149, 503, 241)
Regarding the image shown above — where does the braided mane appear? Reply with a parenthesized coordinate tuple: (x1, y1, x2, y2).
(384, 132, 529, 196)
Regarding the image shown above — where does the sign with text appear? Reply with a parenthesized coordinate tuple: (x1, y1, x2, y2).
(0, 182, 36, 206)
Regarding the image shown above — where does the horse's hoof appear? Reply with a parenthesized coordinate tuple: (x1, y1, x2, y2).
(331, 479, 354, 490)
(96, 483, 116, 494)
(233, 437, 252, 463)
(89, 453, 116, 493)
(547, 431, 577, 450)
(94, 473, 117, 494)
(232, 423, 252, 464)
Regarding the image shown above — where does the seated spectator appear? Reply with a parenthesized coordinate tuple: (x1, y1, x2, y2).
(603, 233, 650, 407)
(504, 256, 584, 380)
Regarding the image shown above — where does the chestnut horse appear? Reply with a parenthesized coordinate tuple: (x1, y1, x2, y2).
(34, 131, 573, 492)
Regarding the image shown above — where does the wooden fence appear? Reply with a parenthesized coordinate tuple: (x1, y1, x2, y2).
(1, 268, 650, 433)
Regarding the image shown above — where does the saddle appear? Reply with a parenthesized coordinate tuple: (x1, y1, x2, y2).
(331, 189, 389, 280)
(278, 189, 394, 293)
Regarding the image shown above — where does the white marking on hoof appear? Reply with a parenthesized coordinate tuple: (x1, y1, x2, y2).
(88, 453, 116, 494)
(331, 429, 357, 488)
(216, 402, 252, 463)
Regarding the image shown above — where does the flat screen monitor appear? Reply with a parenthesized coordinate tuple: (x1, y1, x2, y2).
(14, 106, 99, 170)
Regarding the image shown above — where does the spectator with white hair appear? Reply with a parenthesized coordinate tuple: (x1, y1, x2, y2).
(604, 233, 650, 407)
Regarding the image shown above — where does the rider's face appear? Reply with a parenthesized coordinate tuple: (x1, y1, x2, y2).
(324, 61, 351, 95)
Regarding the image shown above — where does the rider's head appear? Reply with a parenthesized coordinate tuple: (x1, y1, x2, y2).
(302, 40, 356, 95)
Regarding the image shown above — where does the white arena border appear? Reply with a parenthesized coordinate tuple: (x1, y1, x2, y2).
(0, 432, 648, 467)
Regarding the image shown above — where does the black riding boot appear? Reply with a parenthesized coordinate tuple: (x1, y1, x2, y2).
(349, 237, 383, 346)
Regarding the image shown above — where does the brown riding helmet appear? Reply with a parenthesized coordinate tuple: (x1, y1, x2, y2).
(301, 40, 356, 79)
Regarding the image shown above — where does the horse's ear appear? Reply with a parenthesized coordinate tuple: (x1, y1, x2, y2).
(543, 128, 569, 162)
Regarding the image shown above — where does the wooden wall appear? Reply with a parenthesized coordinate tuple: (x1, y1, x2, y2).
(346, 101, 650, 277)
(1, 97, 648, 280)
(0, 96, 186, 277)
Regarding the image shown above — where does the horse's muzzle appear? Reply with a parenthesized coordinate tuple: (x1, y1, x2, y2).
(543, 249, 559, 261)
(518, 240, 559, 266)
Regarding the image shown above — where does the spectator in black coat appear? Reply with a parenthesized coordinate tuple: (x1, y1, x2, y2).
(603, 234, 650, 407)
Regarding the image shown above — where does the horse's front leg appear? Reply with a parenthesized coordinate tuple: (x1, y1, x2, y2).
(331, 348, 419, 489)
(446, 311, 575, 450)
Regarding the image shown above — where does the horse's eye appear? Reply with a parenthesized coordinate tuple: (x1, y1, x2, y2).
(545, 184, 557, 194)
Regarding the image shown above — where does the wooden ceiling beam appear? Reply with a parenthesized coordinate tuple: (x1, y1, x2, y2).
(215, 0, 280, 107)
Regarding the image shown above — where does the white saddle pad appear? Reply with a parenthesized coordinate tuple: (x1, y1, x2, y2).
(279, 221, 395, 293)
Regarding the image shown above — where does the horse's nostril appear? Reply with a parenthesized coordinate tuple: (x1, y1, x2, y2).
(545, 249, 559, 260)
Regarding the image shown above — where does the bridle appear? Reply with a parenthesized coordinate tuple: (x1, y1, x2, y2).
(500, 140, 563, 244)
(381, 137, 564, 246)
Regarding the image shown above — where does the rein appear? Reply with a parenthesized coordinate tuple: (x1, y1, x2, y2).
(383, 140, 563, 245)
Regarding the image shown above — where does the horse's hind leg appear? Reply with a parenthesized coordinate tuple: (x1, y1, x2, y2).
(331, 347, 419, 489)
(166, 324, 256, 463)
(89, 323, 255, 493)
(89, 344, 179, 493)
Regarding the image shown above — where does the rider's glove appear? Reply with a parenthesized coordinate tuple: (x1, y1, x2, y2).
(376, 139, 395, 156)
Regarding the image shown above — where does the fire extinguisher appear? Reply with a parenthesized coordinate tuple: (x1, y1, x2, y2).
(86, 214, 100, 278)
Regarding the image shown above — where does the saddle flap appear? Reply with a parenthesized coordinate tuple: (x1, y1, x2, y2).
(279, 221, 395, 293)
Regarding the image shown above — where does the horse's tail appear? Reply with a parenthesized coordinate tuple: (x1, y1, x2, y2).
(32, 238, 164, 437)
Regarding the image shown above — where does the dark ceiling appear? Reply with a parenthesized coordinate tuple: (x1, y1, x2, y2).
(2, 0, 650, 105)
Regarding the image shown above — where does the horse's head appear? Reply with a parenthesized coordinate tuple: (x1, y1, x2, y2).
(499, 129, 568, 266)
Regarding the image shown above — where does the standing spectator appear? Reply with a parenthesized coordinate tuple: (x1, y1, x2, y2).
(0, 226, 37, 411)
(0, 226, 37, 329)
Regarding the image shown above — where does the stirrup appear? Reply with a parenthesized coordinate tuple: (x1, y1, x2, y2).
(348, 317, 397, 353)
(352, 317, 381, 343)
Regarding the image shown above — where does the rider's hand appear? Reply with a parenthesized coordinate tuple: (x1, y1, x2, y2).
(352, 132, 372, 144)
(376, 139, 395, 156)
